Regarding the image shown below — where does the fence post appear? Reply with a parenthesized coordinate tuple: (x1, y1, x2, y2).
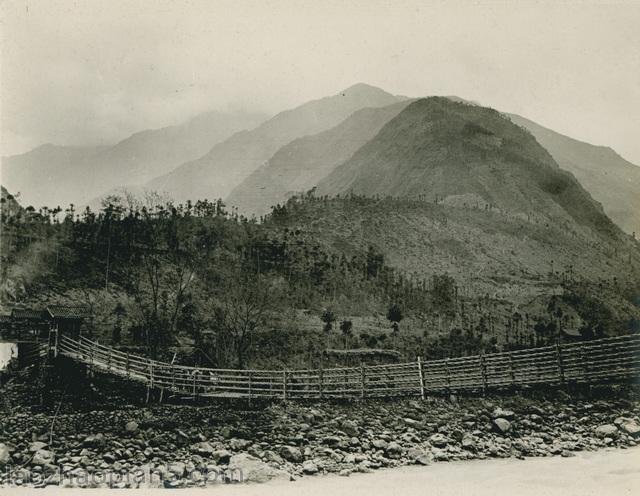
(145, 360, 152, 404)
(149, 361, 154, 390)
(192, 370, 197, 400)
(581, 343, 591, 392)
(107, 348, 112, 371)
(508, 352, 516, 388)
(89, 343, 94, 375)
(344, 370, 348, 398)
(282, 370, 288, 401)
(555, 342, 566, 388)
(126, 352, 130, 379)
(444, 358, 451, 394)
(360, 363, 366, 399)
(417, 356, 426, 400)
(319, 367, 324, 400)
(480, 353, 487, 395)
(248, 371, 253, 403)
(53, 326, 59, 358)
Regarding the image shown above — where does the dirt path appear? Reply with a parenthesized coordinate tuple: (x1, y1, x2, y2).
(4, 446, 639, 495)
(229, 447, 640, 496)
(228, 447, 639, 496)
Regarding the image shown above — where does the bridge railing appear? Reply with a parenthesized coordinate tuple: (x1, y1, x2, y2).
(58, 333, 640, 399)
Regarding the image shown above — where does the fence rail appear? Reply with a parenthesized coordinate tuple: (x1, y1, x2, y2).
(57, 334, 640, 400)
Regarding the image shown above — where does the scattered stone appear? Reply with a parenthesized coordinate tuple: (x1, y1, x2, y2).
(124, 421, 139, 433)
(492, 408, 515, 420)
(372, 439, 388, 450)
(429, 433, 449, 447)
(492, 418, 512, 434)
(83, 434, 106, 448)
(619, 421, 640, 437)
(406, 447, 432, 465)
(0, 444, 11, 466)
(386, 441, 402, 455)
(302, 460, 319, 474)
(211, 449, 232, 464)
(192, 441, 216, 455)
(227, 454, 289, 483)
(594, 425, 618, 439)
(461, 435, 476, 451)
(341, 420, 359, 437)
(280, 446, 303, 463)
(32, 449, 55, 466)
(29, 441, 48, 452)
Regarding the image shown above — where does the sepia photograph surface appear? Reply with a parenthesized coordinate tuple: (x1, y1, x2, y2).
(0, 1, 639, 495)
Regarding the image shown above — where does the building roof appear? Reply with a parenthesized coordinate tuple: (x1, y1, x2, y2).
(46, 305, 91, 320)
(11, 308, 47, 320)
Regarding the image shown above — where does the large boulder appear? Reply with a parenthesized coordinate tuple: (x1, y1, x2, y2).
(32, 449, 56, 466)
(322, 436, 343, 447)
(302, 460, 319, 474)
(0, 444, 11, 466)
(192, 442, 216, 455)
(168, 461, 187, 477)
(372, 439, 388, 450)
(619, 420, 640, 437)
(429, 433, 449, 448)
(279, 446, 303, 463)
(212, 449, 232, 464)
(594, 425, 619, 439)
(341, 420, 359, 437)
(492, 408, 515, 420)
(492, 418, 512, 434)
(406, 447, 432, 465)
(83, 434, 106, 448)
(227, 454, 290, 483)
(461, 435, 477, 451)
(124, 421, 139, 433)
(29, 441, 48, 452)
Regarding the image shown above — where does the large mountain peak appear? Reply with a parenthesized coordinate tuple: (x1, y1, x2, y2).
(316, 97, 619, 238)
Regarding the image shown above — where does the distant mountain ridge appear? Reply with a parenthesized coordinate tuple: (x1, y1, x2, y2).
(226, 100, 414, 217)
(1, 110, 268, 209)
(507, 114, 640, 235)
(145, 84, 407, 203)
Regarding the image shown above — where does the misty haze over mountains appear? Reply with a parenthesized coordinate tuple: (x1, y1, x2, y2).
(1, 110, 268, 209)
(1, 83, 638, 235)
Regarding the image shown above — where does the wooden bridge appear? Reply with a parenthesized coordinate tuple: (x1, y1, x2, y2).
(55, 334, 640, 400)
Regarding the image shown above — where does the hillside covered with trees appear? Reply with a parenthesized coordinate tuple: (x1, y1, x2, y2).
(2, 189, 638, 370)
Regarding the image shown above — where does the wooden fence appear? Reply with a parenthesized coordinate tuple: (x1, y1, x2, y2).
(57, 334, 640, 400)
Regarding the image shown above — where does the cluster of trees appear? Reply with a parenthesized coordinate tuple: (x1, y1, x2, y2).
(2, 191, 634, 368)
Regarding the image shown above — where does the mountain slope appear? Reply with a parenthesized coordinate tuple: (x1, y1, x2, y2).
(1, 186, 22, 216)
(226, 100, 413, 217)
(146, 84, 406, 203)
(1, 110, 267, 209)
(508, 113, 640, 235)
(316, 97, 620, 239)
(0, 144, 108, 208)
(271, 196, 640, 303)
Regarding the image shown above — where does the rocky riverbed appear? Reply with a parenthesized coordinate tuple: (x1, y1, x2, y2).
(1, 393, 639, 488)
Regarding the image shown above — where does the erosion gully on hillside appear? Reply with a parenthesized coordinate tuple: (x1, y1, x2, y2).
(0, 368, 639, 488)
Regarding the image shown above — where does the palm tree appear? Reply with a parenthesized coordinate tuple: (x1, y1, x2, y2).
(340, 320, 353, 349)
(387, 303, 403, 348)
(321, 309, 336, 348)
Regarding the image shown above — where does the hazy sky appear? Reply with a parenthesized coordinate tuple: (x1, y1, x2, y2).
(1, 0, 639, 164)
